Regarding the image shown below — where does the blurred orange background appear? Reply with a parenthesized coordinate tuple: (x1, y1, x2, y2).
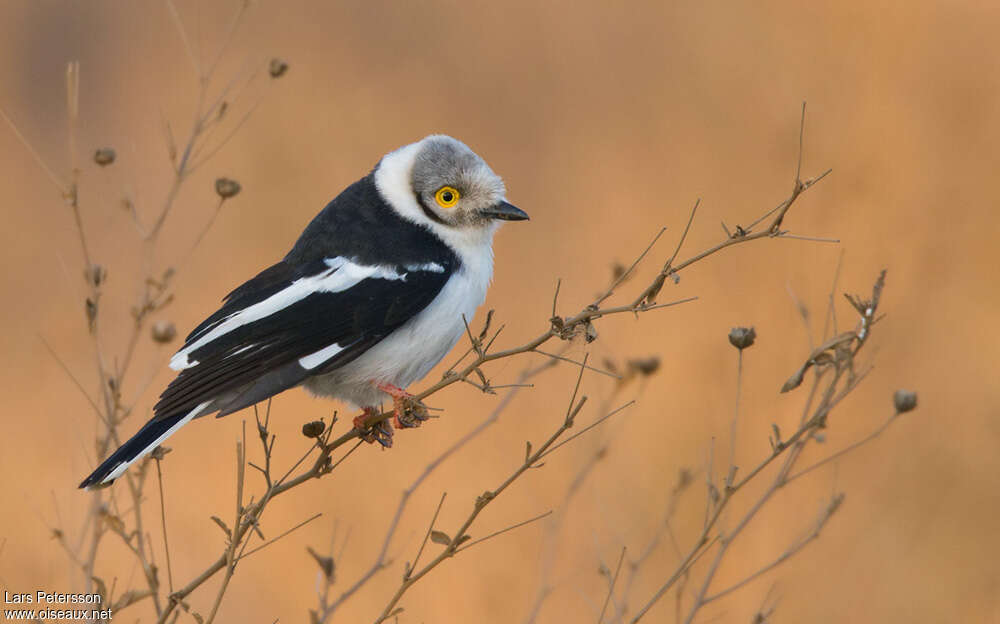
(1, 1, 997, 622)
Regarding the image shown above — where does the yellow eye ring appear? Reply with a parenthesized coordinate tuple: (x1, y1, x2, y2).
(435, 186, 460, 208)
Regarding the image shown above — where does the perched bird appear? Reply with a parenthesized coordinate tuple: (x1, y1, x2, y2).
(79, 135, 528, 489)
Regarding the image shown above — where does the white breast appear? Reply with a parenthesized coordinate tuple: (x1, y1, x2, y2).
(303, 243, 494, 408)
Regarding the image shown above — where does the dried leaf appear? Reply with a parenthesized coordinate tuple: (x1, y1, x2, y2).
(430, 530, 451, 545)
(112, 589, 152, 611)
(210, 516, 231, 537)
(101, 512, 125, 534)
(780, 367, 806, 393)
(91, 577, 107, 603)
(307, 546, 335, 582)
(478, 309, 494, 341)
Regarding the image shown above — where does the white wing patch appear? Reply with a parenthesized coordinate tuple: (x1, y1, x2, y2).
(298, 342, 345, 370)
(169, 257, 444, 371)
(404, 261, 445, 273)
(226, 344, 258, 359)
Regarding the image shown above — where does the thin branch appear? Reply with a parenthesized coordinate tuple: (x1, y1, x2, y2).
(703, 495, 842, 604)
(533, 349, 621, 379)
(595, 227, 667, 306)
(38, 335, 105, 424)
(538, 400, 635, 460)
(823, 249, 846, 341)
(598, 547, 627, 623)
(202, 0, 251, 83)
(778, 233, 840, 244)
(663, 199, 700, 272)
(785, 412, 898, 484)
(237, 512, 323, 561)
(0, 105, 67, 193)
(154, 458, 174, 594)
(456, 510, 553, 553)
(727, 349, 744, 478)
(796, 101, 806, 182)
(165, 0, 202, 78)
(188, 98, 263, 172)
(409, 492, 447, 575)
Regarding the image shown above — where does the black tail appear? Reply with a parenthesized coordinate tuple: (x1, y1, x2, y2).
(79, 406, 203, 489)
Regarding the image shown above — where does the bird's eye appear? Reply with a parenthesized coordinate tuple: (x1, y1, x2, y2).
(435, 186, 460, 208)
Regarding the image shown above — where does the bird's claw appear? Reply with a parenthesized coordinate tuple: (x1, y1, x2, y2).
(392, 395, 430, 429)
(353, 409, 394, 448)
(376, 382, 431, 430)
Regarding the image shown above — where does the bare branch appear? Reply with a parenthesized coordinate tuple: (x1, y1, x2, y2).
(598, 547, 626, 624)
(456, 510, 553, 553)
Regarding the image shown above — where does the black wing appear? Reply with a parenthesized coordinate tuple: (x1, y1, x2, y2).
(154, 256, 454, 419)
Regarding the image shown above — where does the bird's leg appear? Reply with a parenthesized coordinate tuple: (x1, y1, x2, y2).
(353, 406, 393, 448)
(375, 382, 430, 429)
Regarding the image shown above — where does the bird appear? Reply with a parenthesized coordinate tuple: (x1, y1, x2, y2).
(79, 135, 528, 489)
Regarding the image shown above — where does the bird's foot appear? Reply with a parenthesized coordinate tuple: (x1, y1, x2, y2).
(376, 382, 430, 429)
(353, 406, 393, 448)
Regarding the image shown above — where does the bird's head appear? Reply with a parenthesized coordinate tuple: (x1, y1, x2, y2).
(374, 135, 528, 248)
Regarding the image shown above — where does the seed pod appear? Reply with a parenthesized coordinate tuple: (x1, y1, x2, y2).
(269, 58, 289, 78)
(94, 147, 116, 166)
(728, 326, 756, 350)
(626, 357, 661, 377)
(302, 420, 325, 438)
(215, 177, 241, 199)
(151, 320, 177, 344)
(85, 264, 107, 287)
(893, 389, 918, 413)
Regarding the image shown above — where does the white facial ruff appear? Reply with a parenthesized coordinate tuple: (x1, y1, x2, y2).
(374, 137, 504, 265)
